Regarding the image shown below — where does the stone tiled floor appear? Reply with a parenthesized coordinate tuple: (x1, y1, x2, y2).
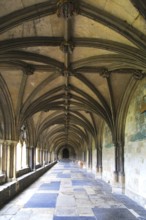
(0, 160, 146, 220)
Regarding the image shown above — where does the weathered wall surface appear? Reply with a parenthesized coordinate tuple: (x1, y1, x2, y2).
(102, 124, 115, 184)
(125, 79, 146, 207)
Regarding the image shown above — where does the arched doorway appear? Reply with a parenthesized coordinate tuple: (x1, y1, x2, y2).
(62, 148, 69, 159)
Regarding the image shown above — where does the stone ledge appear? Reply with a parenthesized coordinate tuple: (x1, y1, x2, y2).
(0, 174, 6, 185)
(0, 161, 57, 208)
(16, 167, 31, 178)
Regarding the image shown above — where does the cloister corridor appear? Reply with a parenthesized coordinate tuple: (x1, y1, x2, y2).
(0, 160, 146, 220)
(1, 0, 146, 219)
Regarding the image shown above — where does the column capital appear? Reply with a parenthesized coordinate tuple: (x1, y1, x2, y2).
(0, 139, 4, 144)
(5, 140, 18, 146)
(0, 140, 18, 145)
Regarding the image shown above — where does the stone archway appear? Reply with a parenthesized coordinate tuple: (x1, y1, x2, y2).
(62, 148, 69, 159)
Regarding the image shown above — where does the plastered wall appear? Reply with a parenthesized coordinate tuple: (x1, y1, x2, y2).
(125, 79, 146, 207)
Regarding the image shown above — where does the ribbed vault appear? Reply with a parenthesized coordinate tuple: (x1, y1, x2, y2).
(0, 0, 146, 157)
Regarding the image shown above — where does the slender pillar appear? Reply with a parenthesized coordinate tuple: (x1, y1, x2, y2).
(37, 148, 40, 164)
(48, 151, 50, 163)
(2, 142, 7, 176)
(41, 148, 43, 165)
(90, 149, 92, 169)
(29, 147, 33, 170)
(96, 145, 102, 178)
(6, 141, 17, 181)
(26, 146, 29, 167)
(43, 149, 46, 166)
(50, 152, 52, 163)
(112, 141, 125, 194)
(46, 150, 48, 163)
(12, 142, 17, 179)
(118, 141, 125, 191)
(7, 142, 11, 181)
(32, 147, 36, 171)
(113, 142, 119, 183)
(89, 149, 91, 168)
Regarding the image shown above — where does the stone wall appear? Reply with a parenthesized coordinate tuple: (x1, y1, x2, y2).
(102, 124, 115, 184)
(0, 162, 57, 208)
(125, 78, 146, 208)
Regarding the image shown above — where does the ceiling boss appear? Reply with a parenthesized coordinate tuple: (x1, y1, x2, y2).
(57, 0, 79, 18)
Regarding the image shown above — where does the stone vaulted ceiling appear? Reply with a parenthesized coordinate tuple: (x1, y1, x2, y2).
(0, 0, 146, 152)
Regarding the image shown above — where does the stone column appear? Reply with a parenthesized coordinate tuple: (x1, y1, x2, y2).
(49, 151, 51, 163)
(6, 141, 17, 181)
(118, 141, 125, 193)
(88, 149, 92, 170)
(48, 151, 50, 163)
(86, 149, 89, 169)
(96, 146, 102, 178)
(12, 142, 17, 180)
(6, 142, 11, 181)
(41, 148, 43, 165)
(112, 141, 125, 194)
(28, 147, 32, 170)
(51, 151, 56, 161)
(38, 148, 40, 165)
(32, 147, 36, 171)
(113, 142, 119, 184)
(46, 151, 48, 163)
(26, 146, 29, 167)
(2, 141, 7, 176)
(43, 149, 45, 166)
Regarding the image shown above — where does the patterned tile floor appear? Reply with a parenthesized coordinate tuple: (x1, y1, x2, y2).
(0, 160, 146, 220)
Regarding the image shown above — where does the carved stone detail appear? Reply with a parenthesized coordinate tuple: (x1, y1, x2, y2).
(60, 40, 74, 54)
(24, 65, 35, 75)
(57, 0, 79, 18)
(64, 84, 71, 92)
(62, 68, 72, 76)
(133, 70, 144, 80)
(100, 69, 110, 78)
(20, 124, 27, 141)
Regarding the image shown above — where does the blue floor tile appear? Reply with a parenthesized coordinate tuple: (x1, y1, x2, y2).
(72, 180, 91, 186)
(24, 193, 58, 208)
(54, 217, 96, 220)
(39, 181, 60, 190)
(57, 173, 71, 178)
(93, 208, 137, 220)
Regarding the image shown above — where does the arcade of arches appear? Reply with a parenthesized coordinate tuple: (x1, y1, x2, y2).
(0, 0, 146, 209)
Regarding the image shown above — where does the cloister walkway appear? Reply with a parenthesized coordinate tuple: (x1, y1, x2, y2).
(0, 160, 146, 220)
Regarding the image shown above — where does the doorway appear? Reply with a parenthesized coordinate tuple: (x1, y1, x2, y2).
(62, 148, 69, 159)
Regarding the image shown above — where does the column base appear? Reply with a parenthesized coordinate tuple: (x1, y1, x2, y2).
(112, 185, 125, 194)
(7, 177, 17, 182)
(113, 171, 118, 183)
(96, 167, 102, 179)
(112, 172, 125, 194)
